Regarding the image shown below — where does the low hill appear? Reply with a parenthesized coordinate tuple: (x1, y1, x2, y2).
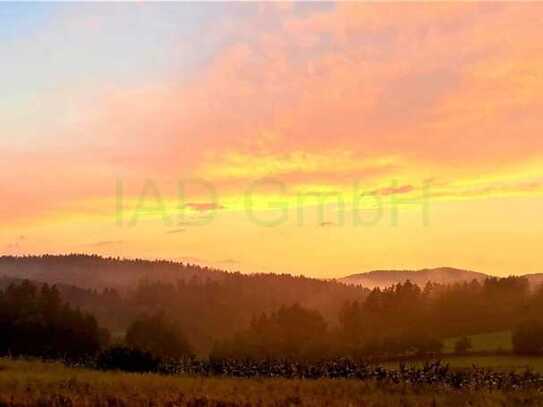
(0, 255, 368, 354)
(340, 267, 490, 289)
(523, 273, 543, 289)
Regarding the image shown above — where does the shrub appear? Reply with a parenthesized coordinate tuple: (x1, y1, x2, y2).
(454, 336, 472, 354)
(96, 346, 159, 372)
(513, 320, 543, 355)
(210, 304, 328, 361)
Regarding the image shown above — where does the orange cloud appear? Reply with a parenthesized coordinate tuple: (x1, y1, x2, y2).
(3, 3, 543, 277)
(4, 3, 543, 226)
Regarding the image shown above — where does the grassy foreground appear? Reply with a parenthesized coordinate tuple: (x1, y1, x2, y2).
(0, 359, 543, 406)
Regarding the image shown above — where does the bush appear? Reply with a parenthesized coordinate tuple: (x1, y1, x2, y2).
(210, 304, 328, 361)
(96, 346, 159, 372)
(454, 337, 472, 354)
(513, 320, 543, 355)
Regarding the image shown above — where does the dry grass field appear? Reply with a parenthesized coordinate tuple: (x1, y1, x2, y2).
(1, 358, 543, 406)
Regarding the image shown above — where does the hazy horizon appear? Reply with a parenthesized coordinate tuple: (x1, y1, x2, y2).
(0, 252, 531, 281)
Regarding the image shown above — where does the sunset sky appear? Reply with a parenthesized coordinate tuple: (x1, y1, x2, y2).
(1, 2, 543, 278)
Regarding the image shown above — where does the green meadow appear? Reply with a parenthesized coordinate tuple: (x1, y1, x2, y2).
(380, 331, 543, 373)
(443, 331, 513, 354)
(383, 355, 543, 374)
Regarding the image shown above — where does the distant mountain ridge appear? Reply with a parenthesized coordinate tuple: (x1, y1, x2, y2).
(2, 255, 542, 291)
(339, 267, 491, 289)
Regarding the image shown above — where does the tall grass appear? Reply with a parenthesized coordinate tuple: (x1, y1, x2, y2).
(1, 358, 543, 406)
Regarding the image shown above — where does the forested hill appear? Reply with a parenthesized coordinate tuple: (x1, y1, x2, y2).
(0, 255, 368, 354)
(341, 267, 543, 289)
(340, 267, 490, 289)
(3, 255, 543, 357)
(0, 254, 225, 290)
(0, 255, 368, 321)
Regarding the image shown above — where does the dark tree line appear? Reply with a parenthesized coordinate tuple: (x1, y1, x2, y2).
(211, 277, 543, 361)
(51, 274, 543, 359)
(56, 273, 364, 355)
(337, 277, 537, 357)
(0, 255, 367, 355)
(97, 313, 194, 372)
(0, 281, 108, 359)
(5, 256, 543, 364)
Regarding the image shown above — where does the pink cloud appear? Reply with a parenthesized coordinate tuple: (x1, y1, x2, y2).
(3, 3, 543, 226)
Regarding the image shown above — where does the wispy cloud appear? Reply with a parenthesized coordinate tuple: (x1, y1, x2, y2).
(215, 258, 240, 266)
(86, 240, 124, 248)
(372, 185, 415, 196)
(166, 228, 186, 234)
(185, 203, 225, 212)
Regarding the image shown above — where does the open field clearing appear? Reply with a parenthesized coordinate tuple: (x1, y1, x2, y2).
(383, 355, 543, 373)
(1, 359, 543, 406)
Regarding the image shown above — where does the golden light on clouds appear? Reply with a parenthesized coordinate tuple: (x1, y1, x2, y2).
(1, 2, 543, 277)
